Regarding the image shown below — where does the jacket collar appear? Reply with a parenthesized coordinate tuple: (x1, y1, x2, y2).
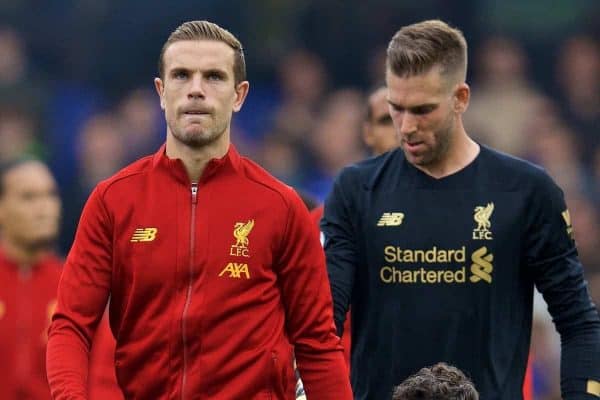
(152, 143, 242, 184)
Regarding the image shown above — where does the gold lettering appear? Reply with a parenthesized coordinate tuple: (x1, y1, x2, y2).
(455, 267, 466, 283)
(426, 270, 437, 283)
(404, 250, 414, 263)
(384, 246, 397, 263)
(414, 249, 425, 263)
(438, 248, 448, 263)
(402, 270, 413, 283)
(393, 267, 402, 282)
(455, 247, 465, 263)
(236, 263, 250, 279)
(380, 266, 393, 283)
(425, 247, 437, 263)
(219, 263, 235, 277)
(443, 270, 454, 283)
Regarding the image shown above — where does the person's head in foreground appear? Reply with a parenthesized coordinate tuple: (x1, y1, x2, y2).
(392, 362, 479, 400)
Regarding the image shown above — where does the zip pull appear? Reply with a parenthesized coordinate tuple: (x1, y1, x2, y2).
(191, 183, 198, 204)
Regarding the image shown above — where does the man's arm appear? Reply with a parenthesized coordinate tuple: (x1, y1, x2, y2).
(47, 187, 113, 400)
(276, 188, 352, 400)
(526, 174, 600, 400)
(321, 170, 358, 336)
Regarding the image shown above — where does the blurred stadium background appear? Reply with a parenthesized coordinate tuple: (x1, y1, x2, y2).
(1, 1, 599, 398)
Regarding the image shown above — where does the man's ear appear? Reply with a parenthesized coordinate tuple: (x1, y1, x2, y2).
(453, 82, 470, 114)
(232, 81, 250, 112)
(154, 77, 165, 110)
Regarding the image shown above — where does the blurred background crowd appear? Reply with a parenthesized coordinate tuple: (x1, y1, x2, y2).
(1, 1, 599, 399)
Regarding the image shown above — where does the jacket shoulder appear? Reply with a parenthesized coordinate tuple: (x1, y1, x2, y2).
(239, 157, 301, 208)
(95, 155, 155, 196)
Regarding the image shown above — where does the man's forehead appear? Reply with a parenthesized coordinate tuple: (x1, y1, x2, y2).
(4, 162, 55, 191)
(369, 88, 389, 110)
(386, 68, 447, 105)
(164, 40, 235, 70)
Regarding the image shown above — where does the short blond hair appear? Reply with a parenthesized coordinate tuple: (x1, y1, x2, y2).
(158, 20, 246, 84)
(387, 20, 467, 84)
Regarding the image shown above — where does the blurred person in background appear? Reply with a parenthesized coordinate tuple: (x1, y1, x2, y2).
(46, 20, 352, 400)
(0, 159, 62, 400)
(258, 132, 305, 188)
(322, 19, 600, 399)
(272, 49, 328, 143)
(0, 107, 44, 163)
(527, 124, 595, 199)
(0, 158, 121, 400)
(362, 85, 400, 156)
(309, 84, 401, 369)
(554, 34, 600, 170)
(465, 35, 546, 158)
(392, 362, 479, 400)
(59, 113, 127, 255)
(306, 88, 367, 199)
(0, 26, 48, 117)
(117, 87, 164, 162)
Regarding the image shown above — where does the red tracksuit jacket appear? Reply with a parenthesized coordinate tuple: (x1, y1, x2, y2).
(47, 145, 351, 400)
(0, 248, 62, 399)
(0, 248, 123, 400)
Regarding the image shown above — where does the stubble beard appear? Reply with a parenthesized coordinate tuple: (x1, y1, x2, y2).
(169, 115, 228, 149)
(412, 113, 455, 167)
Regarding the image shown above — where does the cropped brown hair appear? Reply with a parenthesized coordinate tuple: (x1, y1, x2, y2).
(392, 363, 479, 400)
(387, 20, 467, 83)
(158, 20, 246, 84)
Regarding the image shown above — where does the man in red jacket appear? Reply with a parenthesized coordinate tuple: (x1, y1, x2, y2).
(47, 20, 351, 400)
(0, 158, 122, 400)
(0, 158, 63, 399)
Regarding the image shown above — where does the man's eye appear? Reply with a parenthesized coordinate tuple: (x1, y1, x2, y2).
(376, 115, 393, 125)
(207, 73, 224, 81)
(412, 106, 435, 115)
(173, 71, 188, 79)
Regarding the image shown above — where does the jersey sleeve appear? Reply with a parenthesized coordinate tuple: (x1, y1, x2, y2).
(275, 188, 352, 400)
(525, 172, 600, 399)
(47, 186, 113, 400)
(321, 168, 359, 336)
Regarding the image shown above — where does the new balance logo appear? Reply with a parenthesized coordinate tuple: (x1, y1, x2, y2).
(377, 212, 405, 227)
(219, 262, 250, 279)
(130, 228, 158, 242)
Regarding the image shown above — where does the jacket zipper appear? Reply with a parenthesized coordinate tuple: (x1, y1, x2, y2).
(181, 182, 198, 400)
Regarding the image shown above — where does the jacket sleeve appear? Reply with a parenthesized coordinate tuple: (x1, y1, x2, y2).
(276, 188, 352, 400)
(525, 173, 600, 400)
(321, 169, 358, 336)
(47, 187, 113, 400)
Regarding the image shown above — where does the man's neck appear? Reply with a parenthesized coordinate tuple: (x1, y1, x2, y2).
(414, 127, 480, 179)
(165, 131, 230, 182)
(1, 239, 47, 268)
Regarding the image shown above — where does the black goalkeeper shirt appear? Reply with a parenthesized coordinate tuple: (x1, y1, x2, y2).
(322, 145, 600, 400)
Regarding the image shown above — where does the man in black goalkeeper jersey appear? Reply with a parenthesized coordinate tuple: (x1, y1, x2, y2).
(322, 19, 600, 400)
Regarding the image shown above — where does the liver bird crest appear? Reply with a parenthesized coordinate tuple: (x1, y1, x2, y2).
(234, 219, 255, 247)
(474, 203, 494, 231)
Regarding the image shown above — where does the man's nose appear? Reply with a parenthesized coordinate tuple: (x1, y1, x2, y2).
(188, 75, 205, 99)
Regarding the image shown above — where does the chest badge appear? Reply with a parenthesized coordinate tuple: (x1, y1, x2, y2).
(473, 203, 494, 240)
(230, 219, 254, 257)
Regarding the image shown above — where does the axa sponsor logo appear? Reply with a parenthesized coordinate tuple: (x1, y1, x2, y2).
(219, 262, 251, 279)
